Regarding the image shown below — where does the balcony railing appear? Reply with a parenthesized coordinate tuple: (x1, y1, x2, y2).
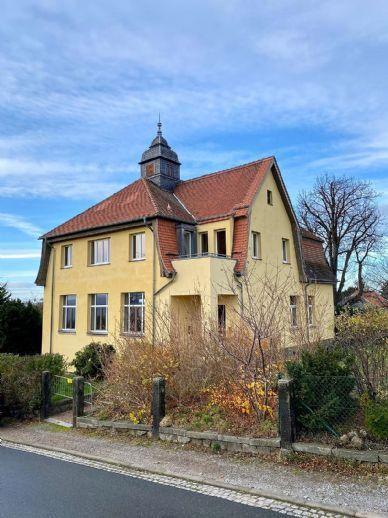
(174, 252, 232, 260)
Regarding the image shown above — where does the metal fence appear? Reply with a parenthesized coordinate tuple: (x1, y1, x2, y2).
(293, 375, 360, 438)
(51, 375, 94, 415)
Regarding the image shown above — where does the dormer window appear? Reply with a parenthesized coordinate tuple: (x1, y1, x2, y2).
(267, 190, 273, 205)
(184, 231, 193, 257)
(199, 232, 209, 255)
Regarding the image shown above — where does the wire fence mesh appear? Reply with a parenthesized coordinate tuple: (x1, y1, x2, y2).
(293, 375, 360, 438)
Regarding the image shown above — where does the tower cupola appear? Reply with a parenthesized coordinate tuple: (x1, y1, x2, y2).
(139, 120, 181, 191)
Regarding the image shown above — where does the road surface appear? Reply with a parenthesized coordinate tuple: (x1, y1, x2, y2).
(0, 444, 282, 517)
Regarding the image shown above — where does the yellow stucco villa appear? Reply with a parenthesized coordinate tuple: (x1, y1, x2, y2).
(36, 123, 335, 360)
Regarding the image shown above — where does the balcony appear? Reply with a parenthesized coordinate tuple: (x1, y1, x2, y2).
(170, 253, 236, 297)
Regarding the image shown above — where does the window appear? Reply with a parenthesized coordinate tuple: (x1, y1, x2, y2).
(290, 296, 298, 327)
(200, 232, 208, 255)
(216, 230, 226, 256)
(252, 232, 261, 259)
(62, 245, 72, 268)
(267, 190, 273, 205)
(123, 292, 145, 335)
(90, 293, 108, 333)
(61, 295, 76, 331)
(218, 304, 226, 333)
(90, 239, 110, 265)
(183, 230, 193, 257)
(130, 232, 145, 260)
(307, 296, 314, 326)
(282, 238, 290, 263)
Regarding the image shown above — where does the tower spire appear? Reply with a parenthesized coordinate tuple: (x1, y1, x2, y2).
(157, 114, 162, 136)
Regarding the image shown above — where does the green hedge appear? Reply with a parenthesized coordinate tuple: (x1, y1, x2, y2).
(0, 353, 66, 418)
(363, 398, 388, 440)
(286, 346, 357, 433)
(71, 342, 114, 380)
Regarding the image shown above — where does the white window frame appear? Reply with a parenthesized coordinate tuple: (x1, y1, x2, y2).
(90, 239, 110, 265)
(252, 232, 261, 259)
(267, 189, 273, 205)
(61, 295, 76, 331)
(290, 296, 298, 327)
(282, 238, 290, 263)
(89, 293, 108, 333)
(62, 244, 73, 268)
(307, 296, 314, 326)
(123, 292, 145, 335)
(130, 232, 145, 261)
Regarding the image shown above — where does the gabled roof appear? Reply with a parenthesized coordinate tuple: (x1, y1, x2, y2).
(42, 178, 194, 239)
(174, 158, 272, 222)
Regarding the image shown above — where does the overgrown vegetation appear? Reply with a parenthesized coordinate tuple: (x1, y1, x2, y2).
(0, 353, 66, 418)
(71, 342, 115, 380)
(286, 346, 357, 433)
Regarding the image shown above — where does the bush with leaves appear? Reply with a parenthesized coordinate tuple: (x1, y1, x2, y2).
(71, 342, 115, 380)
(286, 346, 357, 433)
(0, 353, 66, 418)
(362, 397, 388, 440)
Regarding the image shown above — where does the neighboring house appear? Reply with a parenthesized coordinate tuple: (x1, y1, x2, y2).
(340, 289, 388, 310)
(36, 123, 335, 359)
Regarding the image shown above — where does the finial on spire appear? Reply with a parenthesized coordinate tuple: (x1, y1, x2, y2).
(157, 113, 162, 135)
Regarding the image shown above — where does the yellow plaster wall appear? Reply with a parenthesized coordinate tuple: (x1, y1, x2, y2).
(41, 226, 155, 361)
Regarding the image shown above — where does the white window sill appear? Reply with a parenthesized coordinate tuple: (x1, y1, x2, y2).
(89, 262, 110, 267)
(61, 265, 73, 269)
(252, 256, 262, 260)
(88, 331, 108, 335)
(130, 258, 146, 262)
(121, 332, 144, 337)
(59, 329, 76, 334)
(283, 261, 290, 265)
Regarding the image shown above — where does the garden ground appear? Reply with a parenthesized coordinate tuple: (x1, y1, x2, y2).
(0, 420, 386, 515)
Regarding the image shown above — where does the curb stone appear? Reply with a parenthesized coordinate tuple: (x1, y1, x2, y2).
(0, 436, 383, 518)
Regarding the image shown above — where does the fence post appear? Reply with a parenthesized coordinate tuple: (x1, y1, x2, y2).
(40, 371, 51, 420)
(152, 377, 165, 438)
(72, 376, 84, 427)
(278, 378, 296, 449)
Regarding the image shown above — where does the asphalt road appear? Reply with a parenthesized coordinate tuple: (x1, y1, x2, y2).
(0, 446, 282, 517)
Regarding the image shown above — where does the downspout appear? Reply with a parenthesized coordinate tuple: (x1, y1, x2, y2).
(234, 272, 244, 316)
(143, 218, 156, 346)
(49, 241, 55, 355)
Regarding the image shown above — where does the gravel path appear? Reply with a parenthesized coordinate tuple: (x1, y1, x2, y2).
(1, 421, 387, 515)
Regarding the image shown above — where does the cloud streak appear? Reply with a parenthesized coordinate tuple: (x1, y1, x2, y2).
(0, 212, 42, 237)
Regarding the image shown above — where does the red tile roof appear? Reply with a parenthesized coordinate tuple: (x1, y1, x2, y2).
(301, 230, 335, 283)
(155, 218, 179, 275)
(174, 158, 272, 222)
(43, 178, 194, 238)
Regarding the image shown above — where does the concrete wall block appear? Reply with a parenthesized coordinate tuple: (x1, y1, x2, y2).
(293, 442, 333, 456)
(332, 448, 379, 463)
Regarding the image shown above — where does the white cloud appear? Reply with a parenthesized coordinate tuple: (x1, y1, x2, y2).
(0, 212, 42, 237)
(0, 250, 41, 259)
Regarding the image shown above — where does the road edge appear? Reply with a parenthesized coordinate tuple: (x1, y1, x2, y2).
(0, 436, 384, 518)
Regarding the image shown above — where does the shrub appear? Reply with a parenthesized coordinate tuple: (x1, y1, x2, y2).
(71, 342, 114, 380)
(286, 345, 357, 433)
(0, 353, 66, 418)
(363, 397, 388, 440)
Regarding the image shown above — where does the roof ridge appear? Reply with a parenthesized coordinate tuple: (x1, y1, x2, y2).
(142, 178, 159, 214)
(172, 193, 196, 221)
(177, 156, 274, 186)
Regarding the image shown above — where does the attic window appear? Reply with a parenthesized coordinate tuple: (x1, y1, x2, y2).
(267, 190, 273, 205)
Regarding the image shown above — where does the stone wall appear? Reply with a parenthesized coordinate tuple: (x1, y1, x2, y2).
(76, 417, 387, 464)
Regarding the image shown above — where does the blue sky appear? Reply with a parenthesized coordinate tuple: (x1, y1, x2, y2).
(1, 0, 388, 299)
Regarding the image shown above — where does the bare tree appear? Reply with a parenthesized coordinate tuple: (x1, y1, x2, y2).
(298, 174, 382, 306)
